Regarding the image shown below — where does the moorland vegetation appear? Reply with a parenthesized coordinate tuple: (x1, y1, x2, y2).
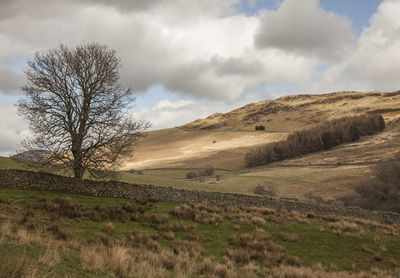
(0, 187, 399, 277)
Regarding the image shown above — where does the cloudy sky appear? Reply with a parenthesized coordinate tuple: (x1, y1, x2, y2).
(1, 0, 399, 156)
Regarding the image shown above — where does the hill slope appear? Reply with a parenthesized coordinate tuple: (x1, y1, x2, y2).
(123, 91, 400, 170)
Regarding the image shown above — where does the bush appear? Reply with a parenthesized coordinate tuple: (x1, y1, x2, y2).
(255, 125, 265, 131)
(353, 155, 400, 212)
(253, 185, 276, 197)
(186, 167, 214, 179)
(246, 113, 385, 167)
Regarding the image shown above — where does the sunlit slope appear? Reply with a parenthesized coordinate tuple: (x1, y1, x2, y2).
(123, 91, 400, 170)
(122, 128, 287, 170)
(183, 91, 400, 131)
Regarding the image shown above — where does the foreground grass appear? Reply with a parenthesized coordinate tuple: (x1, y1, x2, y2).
(0, 186, 399, 277)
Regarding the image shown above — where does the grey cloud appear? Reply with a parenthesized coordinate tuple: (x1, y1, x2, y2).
(0, 64, 25, 94)
(164, 62, 225, 99)
(0, 0, 160, 19)
(0, 0, 234, 22)
(0, 103, 28, 156)
(0, 0, 78, 20)
(254, 0, 356, 60)
(81, 0, 164, 13)
(210, 56, 263, 76)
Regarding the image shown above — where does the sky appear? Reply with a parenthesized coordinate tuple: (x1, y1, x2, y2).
(1, 0, 399, 156)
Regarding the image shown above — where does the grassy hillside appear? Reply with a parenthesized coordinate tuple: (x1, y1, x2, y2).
(182, 91, 400, 132)
(121, 113, 400, 201)
(124, 91, 400, 171)
(1, 187, 399, 277)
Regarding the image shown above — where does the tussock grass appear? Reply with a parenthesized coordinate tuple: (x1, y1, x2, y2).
(0, 255, 29, 278)
(172, 204, 223, 225)
(0, 187, 399, 277)
(128, 231, 160, 251)
(173, 240, 204, 258)
(38, 245, 60, 267)
(329, 220, 360, 233)
(279, 232, 299, 242)
(37, 197, 85, 219)
(0, 221, 12, 237)
(15, 229, 45, 246)
(102, 222, 115, 234)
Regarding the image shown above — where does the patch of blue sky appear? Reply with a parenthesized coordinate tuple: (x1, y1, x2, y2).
(263, 83, 293, 92)
(255, 83, 293, 99)
(236, 0, 281, 15)
(315, 63, 330, 73)
(5, 56, 28, 74)
(0, 94, 20, 104)
(320, 0, 381, 35)
(236, 0, 381, 35)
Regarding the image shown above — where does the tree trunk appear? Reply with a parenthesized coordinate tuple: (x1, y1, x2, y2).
(73, 163, 85, 179)
(72, 142, 84, 179)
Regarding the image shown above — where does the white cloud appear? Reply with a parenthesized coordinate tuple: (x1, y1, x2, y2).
(254, 0, 356, 61)
(133, 93, 268, 130)
(0, 103, 28, 156)
(312, 0, 400, 92)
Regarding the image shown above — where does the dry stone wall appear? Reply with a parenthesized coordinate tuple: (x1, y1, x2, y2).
(1, 169, 399, 224)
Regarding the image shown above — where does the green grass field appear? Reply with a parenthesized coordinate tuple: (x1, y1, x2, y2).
(0, 155, 376, 201)
(0, 186, 399, 277)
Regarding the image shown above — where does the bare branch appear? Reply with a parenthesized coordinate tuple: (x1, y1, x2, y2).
(17, 42, 149, 179)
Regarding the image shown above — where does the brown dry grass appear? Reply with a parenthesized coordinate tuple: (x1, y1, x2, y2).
(128, 231, 160, 251)
(15, 229, 45, 246)
(1, 202, 399, 278)
(172, 204, 223, 225)
(0, 255, 29, 278)
(329, 221, 360, 233)
(38, 245, 60, 267)
(163, 231, 175, 240)
(1, 193, 400, 278)
(173, 240, 204, 258)
(102, 222, 115, 234)
(228, 228, 285, 265)
(279, 232, 299, 242)
(0, 221, 12, 237)
(268, 264, 398, 278)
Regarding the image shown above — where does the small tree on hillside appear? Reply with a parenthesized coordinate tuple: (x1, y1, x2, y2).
(18, 42, 149, 179)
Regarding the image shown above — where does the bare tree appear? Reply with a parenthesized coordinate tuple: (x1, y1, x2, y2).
(18, 42, 149, 179)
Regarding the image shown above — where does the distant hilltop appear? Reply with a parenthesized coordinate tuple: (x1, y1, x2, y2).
(182, 90, 400, 132)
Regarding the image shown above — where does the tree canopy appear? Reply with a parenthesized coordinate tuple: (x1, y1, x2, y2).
(18, 42, 149, 179)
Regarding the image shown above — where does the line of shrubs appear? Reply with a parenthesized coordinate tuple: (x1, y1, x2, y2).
(245, 113, 385, 167)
